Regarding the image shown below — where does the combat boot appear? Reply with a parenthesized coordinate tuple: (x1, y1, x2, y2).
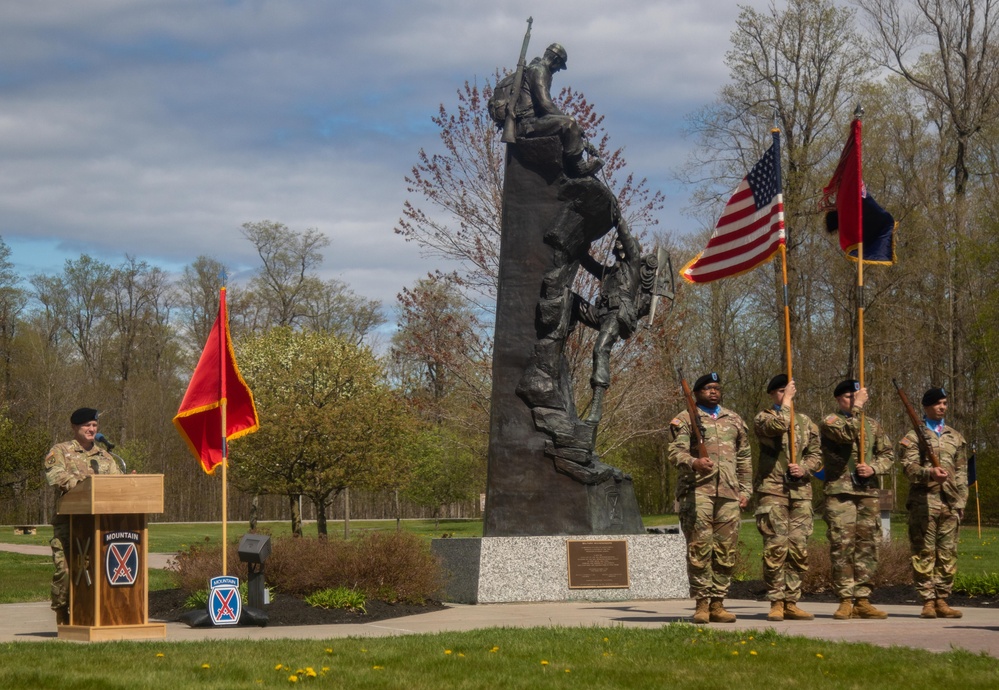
(852, 598, 888, 619)
(566, 153, 604, 178)
(692, 598, 710, 625)
(54, 606, 69, 625)
(919, 600, 937, 619)
(709, 598, 737, 623)
(767, 601, 784, 622)
(783, 602, 815, 621)
(935, 599, 963, 619)
(833, 598, 853, 620)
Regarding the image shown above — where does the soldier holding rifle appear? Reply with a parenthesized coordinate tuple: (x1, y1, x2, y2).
(819, 380, 893, 620)
(896, 385, 968, 619)
(669, 372, 751, 624)
(754, 375, 822, 621)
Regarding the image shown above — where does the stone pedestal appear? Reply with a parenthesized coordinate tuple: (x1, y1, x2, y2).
(432, 533, 687, 604)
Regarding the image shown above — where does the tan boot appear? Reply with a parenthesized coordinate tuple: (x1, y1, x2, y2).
(767, 600, 784, 622)
(920, 600, 937, 619)
(783, 602, 815, 621)
(709, 598, 737, 623)
(852, 598, 888, 619)
(833, 598, 853, 620)
(935, 599, 963, 619)
(692, 598, 710, 625)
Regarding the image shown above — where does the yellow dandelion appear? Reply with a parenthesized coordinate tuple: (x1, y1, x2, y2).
(373, 665, 384, 670)
(732, 651, 739, 656)
(748, 636, 754, 640)
(274, 664, 284, 671)
(305, 668, 317, 678)
(360, 648, 368, 653)
(445, 650, 452, 655)
(816, 653, 824, 659)
(288, 675, 298, 683)
(325, 648, 333, 654)
(295, 669, 305, 675)
(565, 669, 571, 673)
(458, 653, 465, 657)
(603, 637, 609, 642)
(155, 653, 164, 658)
(541, 660, 549, 666)
(201, 663, 211, 669)
(489, 646, 499, 653)
(750, 651, 758, 656)
(741, 640, 747, 645)
(322, 667, 330, 673)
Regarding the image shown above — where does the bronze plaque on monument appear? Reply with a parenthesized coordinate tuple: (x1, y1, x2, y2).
(566, 539, 629, 589)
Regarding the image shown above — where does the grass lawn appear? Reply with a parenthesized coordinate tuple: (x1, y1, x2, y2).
(1, 625, 996, 689)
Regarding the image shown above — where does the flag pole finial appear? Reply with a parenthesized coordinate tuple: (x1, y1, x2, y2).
(854, 103, 864, 120)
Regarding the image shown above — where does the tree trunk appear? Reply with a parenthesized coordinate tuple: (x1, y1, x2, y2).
(342, 487, 351, 540)
(249, 494, 258, 531)
(316, 496, 328, 538)
(394, 488, 401, 532)
(289, 494, 302, 537)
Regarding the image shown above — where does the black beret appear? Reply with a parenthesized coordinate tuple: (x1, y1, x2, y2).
(767, 374, 788, 393)
(70, 408, 99, 425)
(833, 379, 860, 397)
(921, 387, 947, 406)
(693, 372, 720, 391)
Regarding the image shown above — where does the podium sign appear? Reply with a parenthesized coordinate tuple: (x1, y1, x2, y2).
(58, 474, 166, 641)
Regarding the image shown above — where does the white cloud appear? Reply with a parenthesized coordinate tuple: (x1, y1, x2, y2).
(0, 0, 767, 307)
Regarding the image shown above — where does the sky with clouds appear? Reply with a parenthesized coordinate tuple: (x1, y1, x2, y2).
(0, 0, 769, 316)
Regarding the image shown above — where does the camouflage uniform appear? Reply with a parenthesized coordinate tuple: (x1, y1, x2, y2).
(819, 410, 893, 600)
(669, 406, 752, 600)
(898, 424, 968, 602)
(754, 405, 822, 603)
(45, 440, 120, 612)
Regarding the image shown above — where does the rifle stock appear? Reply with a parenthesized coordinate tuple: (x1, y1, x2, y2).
(501, 17, 533, 144)
(893, 379, 941, 468)
(677, 369, 708, 460)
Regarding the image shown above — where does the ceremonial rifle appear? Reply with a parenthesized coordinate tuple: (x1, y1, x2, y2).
(677, 369, 708, 461)
(893, 379, 941, 469)
(501, 17, 533, 144)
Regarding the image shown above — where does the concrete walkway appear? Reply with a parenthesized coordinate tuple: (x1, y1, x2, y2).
(1, 596, 996, 656)
(3, 543, 996, 655)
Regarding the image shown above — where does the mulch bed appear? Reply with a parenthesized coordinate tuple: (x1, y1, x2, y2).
(149, 588, 447, 627)
(728, 579, 999, 608)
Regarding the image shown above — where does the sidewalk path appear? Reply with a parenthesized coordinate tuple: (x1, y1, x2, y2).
(0, 543, 175, 570)
(2, 597, 996, 656)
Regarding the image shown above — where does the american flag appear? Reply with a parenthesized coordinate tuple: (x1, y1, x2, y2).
(682, 136, 785, 283)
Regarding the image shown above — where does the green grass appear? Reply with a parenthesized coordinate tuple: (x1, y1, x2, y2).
(0, 625, 996, 689)
(0, 552, 176, 603)
(0, 551, 53, 603)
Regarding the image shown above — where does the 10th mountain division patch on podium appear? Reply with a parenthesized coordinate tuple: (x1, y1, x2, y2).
(209, 575, 242, 626)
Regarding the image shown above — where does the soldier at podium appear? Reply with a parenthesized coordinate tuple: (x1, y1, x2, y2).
(44, 407, 121, 624)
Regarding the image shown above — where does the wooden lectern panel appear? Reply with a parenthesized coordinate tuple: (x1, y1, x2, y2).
(58, 474, 165, 641)
(59, 474, 164, 515)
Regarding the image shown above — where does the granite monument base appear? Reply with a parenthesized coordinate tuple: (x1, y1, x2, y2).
(432, 533, 687, 604)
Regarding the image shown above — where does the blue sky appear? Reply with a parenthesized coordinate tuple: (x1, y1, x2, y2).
(0, 0, 765, 312)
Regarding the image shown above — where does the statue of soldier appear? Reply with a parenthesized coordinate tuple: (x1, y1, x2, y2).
(492, 42, 603, 177)
(576, 216, 657, 423)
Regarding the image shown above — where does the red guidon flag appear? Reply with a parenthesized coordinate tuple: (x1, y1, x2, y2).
(173, 287, 259, 474)
(682, 134, 785, 283)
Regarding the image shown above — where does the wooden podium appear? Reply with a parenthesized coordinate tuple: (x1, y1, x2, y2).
(57, 474, 167, 641)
